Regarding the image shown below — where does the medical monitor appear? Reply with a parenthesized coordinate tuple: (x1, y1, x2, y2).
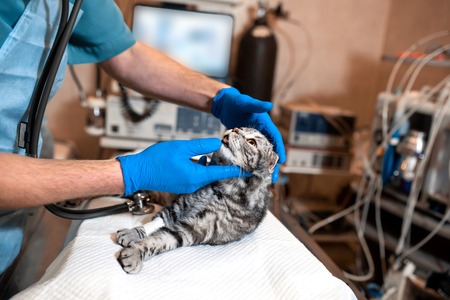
(132, 4, 234, 81)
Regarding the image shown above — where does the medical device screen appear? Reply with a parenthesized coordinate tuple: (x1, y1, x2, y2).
(132, 5, 234, 80)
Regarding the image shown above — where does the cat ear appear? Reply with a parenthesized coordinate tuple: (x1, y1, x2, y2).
(268, 151, 279, 173)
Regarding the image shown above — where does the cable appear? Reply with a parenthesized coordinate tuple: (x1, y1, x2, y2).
(27, 0, 83, 157)
(307, 81, 450, 282)
(306, 32, 450, 282)
(393, 208, 450, 270)
(344, 180, 376, 282)
(44, 202, 129, 220)
(271, 14, 353, 145)
(118, 83, 160, 123)
(385, 30, 449, 94)
(308, 77, 450, 236)
(395, 83, 450, 256)
(95, 64, 104, 98)
(26, 0, 68, 155)
(272, 24, 297, 110)
(382, 44, 450, 142)
(396, 83, 450, 256)
(23, 0, 135, 220)
(403, 44, 450, 94)
(272, 17, 313, 111)
(385, 76, 450, 147)
(308, 145, 377, 235)
(382, 31, 450, 146)
(374, 176, 387, 279)
(68, 65, 87, 106)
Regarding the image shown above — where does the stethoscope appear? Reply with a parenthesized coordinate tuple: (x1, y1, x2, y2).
(23, 0, 149, 219)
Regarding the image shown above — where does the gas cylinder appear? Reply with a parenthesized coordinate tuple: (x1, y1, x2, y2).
(234, 3, 277, 102)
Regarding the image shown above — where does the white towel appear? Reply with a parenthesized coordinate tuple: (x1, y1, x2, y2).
(14, 203, 356, 300)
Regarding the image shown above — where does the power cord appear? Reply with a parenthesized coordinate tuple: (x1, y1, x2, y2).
(118, 83, 160, 123)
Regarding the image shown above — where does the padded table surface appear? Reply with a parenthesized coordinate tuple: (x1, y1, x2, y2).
(13, 199, 356, 300)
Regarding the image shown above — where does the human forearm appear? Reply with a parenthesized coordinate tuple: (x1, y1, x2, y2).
(0, 153, 124, 209)
(100, 41, 228, 113)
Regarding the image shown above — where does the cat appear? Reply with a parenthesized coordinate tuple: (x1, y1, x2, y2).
(116, 127, 279, 274)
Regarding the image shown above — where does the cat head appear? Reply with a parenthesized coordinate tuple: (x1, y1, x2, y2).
(214, 127, 279, 177)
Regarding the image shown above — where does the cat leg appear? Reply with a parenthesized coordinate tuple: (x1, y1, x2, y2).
(116, 217, 165, 247)
(118, 227, 183, 274)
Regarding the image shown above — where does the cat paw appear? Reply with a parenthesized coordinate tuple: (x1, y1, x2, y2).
(118, 246, 143, 274)
(116, 227, 146, 247)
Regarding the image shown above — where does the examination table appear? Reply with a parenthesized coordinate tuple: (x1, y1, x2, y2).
(13, 198, 357, 300)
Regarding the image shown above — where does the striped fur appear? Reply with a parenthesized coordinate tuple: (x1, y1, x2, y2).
(117, 128, 278, 274)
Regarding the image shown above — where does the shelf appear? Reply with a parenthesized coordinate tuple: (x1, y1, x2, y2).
(345, 213, 450, 274)
(382, 54, 450, 68)
(280, 165, 356, 176)
(380, 189, 450, 239)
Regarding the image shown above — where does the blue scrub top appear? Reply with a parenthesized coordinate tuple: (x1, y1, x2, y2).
(0, 0, 136, 64)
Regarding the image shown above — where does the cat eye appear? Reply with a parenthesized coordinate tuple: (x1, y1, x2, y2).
(246, 139, 257, 147)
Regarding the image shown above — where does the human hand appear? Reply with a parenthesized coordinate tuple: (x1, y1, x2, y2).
(211, 87, 286, 182)
(117, 138, 250, 195)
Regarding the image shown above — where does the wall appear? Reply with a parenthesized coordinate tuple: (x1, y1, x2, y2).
(46, 0, 449, 160)
(47, 64, 101, 159)
(377, 0, 450, 94)
(272, 0, 390, 125)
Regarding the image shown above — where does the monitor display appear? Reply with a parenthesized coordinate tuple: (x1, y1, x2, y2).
(132, 5, 234, 80)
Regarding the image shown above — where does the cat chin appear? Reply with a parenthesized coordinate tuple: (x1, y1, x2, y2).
(218, 146, 241, 166)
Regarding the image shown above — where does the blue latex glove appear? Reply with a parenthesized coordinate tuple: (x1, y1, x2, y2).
(117, 138, 250, 195)
(212, 87, 286, 182)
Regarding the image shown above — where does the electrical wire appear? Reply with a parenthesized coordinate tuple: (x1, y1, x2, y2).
(396, 83, 450, 256)
(344, 176, 376, 282)
(395, 82, 450, 256)
(382, 43, 450, 141)
(272, 24, 297, 110)
(307, 74, 450, 283)
(304, 29, 450, 283)
(393, 208, 450, 270)
(308, 77, 450, 235)
(271, 16, 354, 146)
(385, 75, 450, 146)
(385, 30, 449, 94)
(272, 17, 313, 111)
(374, 176, 387, 279)
(403, 44, 450, 94)
(308, 175, 368, 234)
(68, 65, 87, 106)
(382, 30, 450, 144)
(118, 83, 160, 123)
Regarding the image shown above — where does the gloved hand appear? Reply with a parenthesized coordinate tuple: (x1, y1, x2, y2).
(117, 138, 250, 195)
(212, 87, 286, 182)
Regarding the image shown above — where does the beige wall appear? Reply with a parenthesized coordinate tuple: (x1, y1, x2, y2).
(377, 0, 450, 94)
(271, 0, 390, 125)
(47, 64, 101, 159)
(47, 0, 449, 160)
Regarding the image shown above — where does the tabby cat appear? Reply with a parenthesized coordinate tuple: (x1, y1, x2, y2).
(116, 127, 279, 274)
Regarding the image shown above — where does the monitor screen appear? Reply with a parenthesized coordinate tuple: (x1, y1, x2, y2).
(132, 5, 234, 80)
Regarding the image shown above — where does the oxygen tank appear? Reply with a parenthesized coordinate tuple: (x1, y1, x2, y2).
(234, 2, 277, 102)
